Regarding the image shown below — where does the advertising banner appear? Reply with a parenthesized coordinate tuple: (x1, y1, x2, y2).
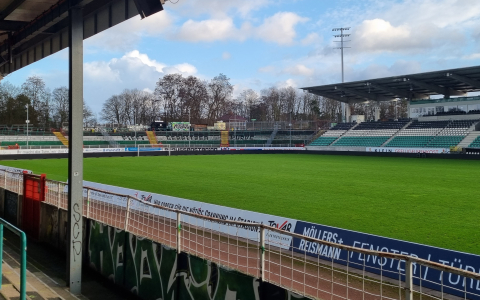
(171, 122, 190, 132)
(292, 221, 480, 299)
(219, 147, 305, 151)
(0, 164, 32, 174)
(0, 149, 69, 155)
(78, 180, 297, 249)
(0, 164, 32, 180)
(170, 147, 218, 151)
(125, 147, 163, 152)
(83, 148, 127, 153)
(366, 147, 450, 154)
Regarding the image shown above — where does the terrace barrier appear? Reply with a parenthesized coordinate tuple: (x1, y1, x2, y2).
(1, 168, 480, 300)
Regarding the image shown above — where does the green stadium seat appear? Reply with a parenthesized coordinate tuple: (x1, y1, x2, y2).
(332, 136, 390, 147)
(310, 137, 337, 146)
(426, 136, 464, 148)
(469, 136, 480, 148)
(386, 136, 434, 148)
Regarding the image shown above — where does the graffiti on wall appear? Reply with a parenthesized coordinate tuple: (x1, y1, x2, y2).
(88, 220, 311, 300)
(40, 204, 59, 248)
(4, 190, 18, 225)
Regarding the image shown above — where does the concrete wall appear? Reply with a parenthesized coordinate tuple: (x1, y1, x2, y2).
(1, 192, 311, 300)
(87, 220, 310, 300)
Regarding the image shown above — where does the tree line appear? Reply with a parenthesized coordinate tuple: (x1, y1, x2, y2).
(0, 74, 409, 129)
(0, 76, 95, 129)
(101, 73, 409, 127)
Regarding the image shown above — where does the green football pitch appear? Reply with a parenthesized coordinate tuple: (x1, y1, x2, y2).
(1, 154, 479, 254)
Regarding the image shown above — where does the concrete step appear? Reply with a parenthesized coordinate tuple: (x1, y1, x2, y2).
(458, 131, 480, 148)
(381, 120, 413, 147)
(1, 256, 63, 300)
(2, 230, 136, 300)
(330, 123, 359, 146)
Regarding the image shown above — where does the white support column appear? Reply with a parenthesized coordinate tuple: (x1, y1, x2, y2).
(405, 259, 413, 300)
(374, 103, 381, 121)
(67, 5, 84, 295)
(259, 227, 265, 280)
(345, 104, 351, 123)
(176, 211, 181, 253)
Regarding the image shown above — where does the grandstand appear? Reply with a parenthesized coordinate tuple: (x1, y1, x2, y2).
(304, 65, 480, 151)
(332, 120, 409, 147)
(309, 118, 480, 149)
(0, 126, 315, 149)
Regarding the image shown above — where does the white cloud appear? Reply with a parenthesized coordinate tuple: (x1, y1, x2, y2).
(84, 61, 121, 82)
(379, 0, 480, 29)
(167, 0, 270, 18)
(172, 11, 308, 45)
(276, 79, 297, 89)
(282, 64, 314, 77)
(82, 51, 198, 112)
(124, 50, 167, 72)
(352, 18, 464, 54)
(256, 12, 309, 45)
(175, 18, 250, 42)
(301, 33, 322, 46)
(164, 63, 198, 75)
(463, 53, 480, 60)
(85, 12, 173, 51)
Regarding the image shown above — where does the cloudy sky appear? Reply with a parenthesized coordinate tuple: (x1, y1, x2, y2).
(4, 0, 480, 113)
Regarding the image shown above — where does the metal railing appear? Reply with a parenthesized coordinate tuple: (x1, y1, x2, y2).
(0, 218, 27, 300)
(2, 169, 480, 300)
(0, 170, 24, 195)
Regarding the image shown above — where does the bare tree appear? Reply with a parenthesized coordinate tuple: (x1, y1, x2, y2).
(83, 103, 94, 126)
(22, 76, 51, 126)
(51, 87, 69, 128)
(206, 74, 233, 124)
(155, 74, 184, 122)
(101, 95, 124, 124)
(181, 76, 208, 123)
(238, 89, 259, 120)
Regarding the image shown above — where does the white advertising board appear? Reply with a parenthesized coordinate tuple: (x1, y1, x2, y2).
(365, 147, 450, 154)
(84, 148, 127, 153)
(0, 149, 69, 155)
(0, 164, 32, 176)
(77, 180, 297, 249)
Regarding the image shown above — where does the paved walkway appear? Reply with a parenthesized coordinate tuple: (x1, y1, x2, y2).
(0, 231, 138, 300)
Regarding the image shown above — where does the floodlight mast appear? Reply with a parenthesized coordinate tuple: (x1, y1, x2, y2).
(333, 27, 351, 122)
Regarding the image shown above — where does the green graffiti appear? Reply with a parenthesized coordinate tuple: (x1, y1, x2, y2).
(88, 220, 312, 300)
(88, 221, 125, 284)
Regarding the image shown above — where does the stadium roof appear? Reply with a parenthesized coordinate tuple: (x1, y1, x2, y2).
(302, 65, 480, 104)
(0, 0, 164, 77)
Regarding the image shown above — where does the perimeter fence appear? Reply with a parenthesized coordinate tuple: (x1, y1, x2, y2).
(1, 169, 480, 300)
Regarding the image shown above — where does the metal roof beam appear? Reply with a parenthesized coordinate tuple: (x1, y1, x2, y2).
(407, 78, 466, 97)
(306, 89, 347, 102)
(368, 83, 409, 98)
(335, 86, 391, 101)
(0, 20, 28, 31)
(369, 82, 429, 100)
(0, 0, 28, 20)
(446, 72, 480, 89)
